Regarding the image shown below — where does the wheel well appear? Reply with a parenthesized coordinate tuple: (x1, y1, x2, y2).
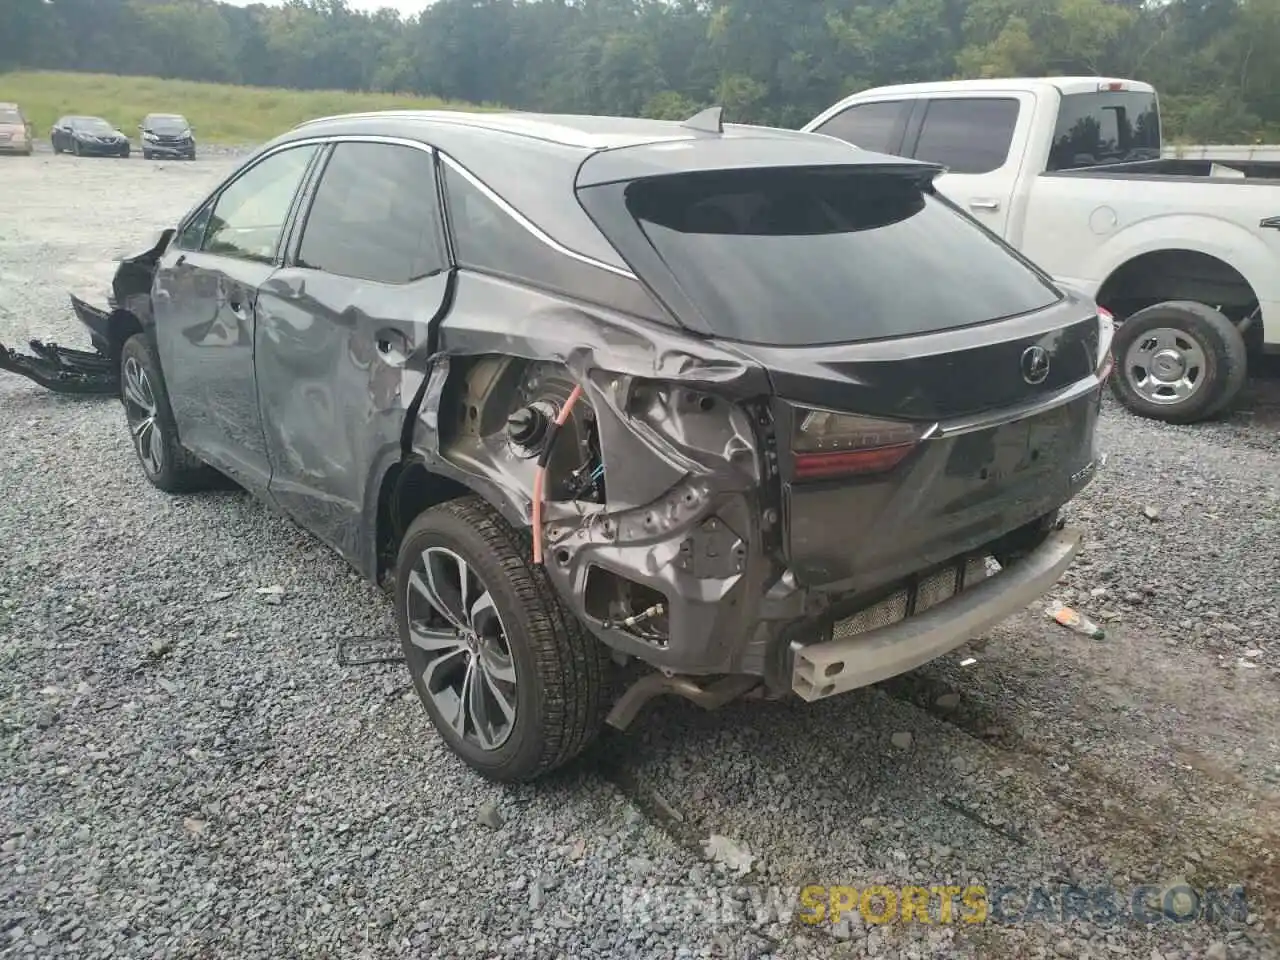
(1096, 249, 1260, 337)
(376, 459, 470, 584)
(106, 310, 144, 361)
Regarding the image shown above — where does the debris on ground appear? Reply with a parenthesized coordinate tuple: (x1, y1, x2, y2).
(1045, 600, 1106, 640)
(651, 790, 684, 823)
(477, 799, 503, 830)
(702, 834, 755, 875)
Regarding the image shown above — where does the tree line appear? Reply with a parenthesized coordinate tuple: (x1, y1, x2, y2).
(3, 0, 1279, 142)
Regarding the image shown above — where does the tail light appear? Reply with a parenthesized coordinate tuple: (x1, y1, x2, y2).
(1096, 306, 1115, 380)
(791, 408, 931, 480)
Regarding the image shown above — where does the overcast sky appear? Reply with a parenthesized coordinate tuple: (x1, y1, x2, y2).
(220, 0, 429, 15)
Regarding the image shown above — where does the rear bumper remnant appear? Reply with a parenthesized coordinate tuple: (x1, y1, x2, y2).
(790, 526, 1083, 701)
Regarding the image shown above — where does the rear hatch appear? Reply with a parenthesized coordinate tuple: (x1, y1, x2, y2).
(578, 158, 1108, 594)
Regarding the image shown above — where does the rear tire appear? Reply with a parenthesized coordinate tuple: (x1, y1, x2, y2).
(119, 333, 220, 493)
(395, 495, 610, 782)
(1109, 300, 1247, 424)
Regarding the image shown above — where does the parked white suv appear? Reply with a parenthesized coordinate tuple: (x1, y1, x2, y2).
(805, 77, 1280, 423)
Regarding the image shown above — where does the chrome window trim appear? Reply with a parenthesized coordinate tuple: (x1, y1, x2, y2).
(189, 133, 636, 280)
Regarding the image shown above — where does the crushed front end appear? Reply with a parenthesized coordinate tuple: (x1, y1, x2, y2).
(0, 230, 171, 395)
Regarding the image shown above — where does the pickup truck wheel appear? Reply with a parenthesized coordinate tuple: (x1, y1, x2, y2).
(395, 495, 609, 782)
(1109, 301, 1247, 424)
(119, 334, 221, 493)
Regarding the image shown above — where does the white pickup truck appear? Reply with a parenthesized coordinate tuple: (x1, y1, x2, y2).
(804, 77, 1280, 423)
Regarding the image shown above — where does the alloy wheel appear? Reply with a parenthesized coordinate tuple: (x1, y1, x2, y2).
(1123, 325, 1207, 406)
(403, 546, 519, 751)
(122, 356, 165, 476)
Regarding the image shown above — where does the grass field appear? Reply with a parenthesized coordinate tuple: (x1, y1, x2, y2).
(0, 71, 491, 144)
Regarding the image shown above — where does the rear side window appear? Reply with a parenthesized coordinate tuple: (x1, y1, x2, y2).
(620, 168, 1060, 345)
(1048, 91, 1161, 171)
(810, 100, 909, 154)
(441, 161, 544, 278)
(297, 142, 446, 284)
(911, 98, 1019, 174)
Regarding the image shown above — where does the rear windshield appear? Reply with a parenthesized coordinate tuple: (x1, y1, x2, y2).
(1048, 91, 1161, 171)
(622, 168, 1060, 345)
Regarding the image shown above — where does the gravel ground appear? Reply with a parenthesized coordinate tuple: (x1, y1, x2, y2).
(1, 152, 1278, 960)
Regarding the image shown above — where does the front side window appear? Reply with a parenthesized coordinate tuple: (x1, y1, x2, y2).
(911, 98, 1020, 174)
(296, 142, 445, 284)
(810, 100, 909, 155)
(202, 145, 318, 263)
(175, 201, 214, 251)
(1047, 91, 1161, 171)
(618, 167, 1060, 345)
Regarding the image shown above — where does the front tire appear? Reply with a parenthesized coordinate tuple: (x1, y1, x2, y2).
(119, 333, 219, 493)
(395, 495, 610, 782)
(1109, 300, 1248, 424)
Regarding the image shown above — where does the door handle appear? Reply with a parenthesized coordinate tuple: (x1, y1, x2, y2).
(969, 199, 1001, 211)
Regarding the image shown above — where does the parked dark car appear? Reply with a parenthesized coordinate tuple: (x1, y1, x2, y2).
(140, 112, 196, 160)
(50, 116, 130, 157)
(31, 108, 1111, 781)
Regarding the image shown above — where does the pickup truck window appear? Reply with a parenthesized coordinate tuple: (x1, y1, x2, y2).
(1048, 91, 1162, 171)
(910, 98, 1019, 174)
(623, 167, 1060, 346)
(810, 100, 909, 154)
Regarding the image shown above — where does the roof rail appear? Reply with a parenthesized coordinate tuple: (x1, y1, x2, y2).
(681, 106, 723, 135)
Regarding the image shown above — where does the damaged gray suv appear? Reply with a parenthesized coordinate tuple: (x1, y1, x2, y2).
(24, 108, 1112, 781)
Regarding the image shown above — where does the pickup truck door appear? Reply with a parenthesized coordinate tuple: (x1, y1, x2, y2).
(900, 93, 1037, 244)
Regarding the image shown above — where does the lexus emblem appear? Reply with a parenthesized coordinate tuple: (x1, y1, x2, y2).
(1021, 345, 1050, 384)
